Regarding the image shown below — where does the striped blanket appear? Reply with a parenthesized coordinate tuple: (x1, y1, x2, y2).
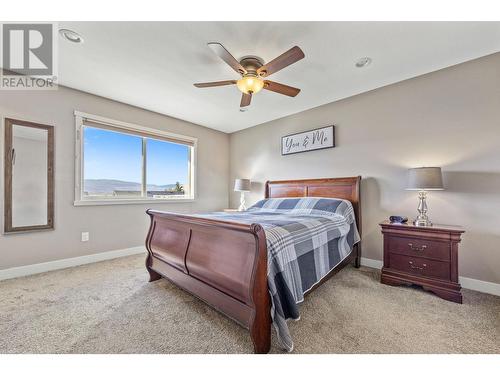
(199, 197, 360, 352)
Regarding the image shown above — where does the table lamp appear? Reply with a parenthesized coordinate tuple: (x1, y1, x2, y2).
(234, 179, 251, 211)
(406, 167, 444, 226)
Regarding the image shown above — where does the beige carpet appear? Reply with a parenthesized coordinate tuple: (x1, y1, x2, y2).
(0, 254, 498, 354)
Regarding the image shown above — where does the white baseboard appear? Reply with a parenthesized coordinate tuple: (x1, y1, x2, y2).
(459, 277, 500, 297)
(0, 246, 146, 281)
(360, 257, 500, 297)
(360, 257, 383, 269)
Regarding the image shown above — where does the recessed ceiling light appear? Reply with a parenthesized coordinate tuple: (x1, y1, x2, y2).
(59, 29, 84, 44)
(355, 57, 372, 68)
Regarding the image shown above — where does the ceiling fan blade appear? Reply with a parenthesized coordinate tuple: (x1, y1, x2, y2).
(257, 46, 305, 77)
(208, 42, 247, 75)
(263, 80, 301, 97)
(194, 80, 236, 88)
(240, 93, 252, 107)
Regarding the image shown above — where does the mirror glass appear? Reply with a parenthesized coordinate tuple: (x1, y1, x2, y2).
(12, 125, 49, 227)
(4, 118, 54, 233)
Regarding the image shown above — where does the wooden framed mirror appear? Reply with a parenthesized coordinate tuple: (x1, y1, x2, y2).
(4, 118, 54, 233)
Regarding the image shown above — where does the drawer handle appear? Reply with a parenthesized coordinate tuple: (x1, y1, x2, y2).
(408, 261, 427, 271)
(408, 243, 427, 252)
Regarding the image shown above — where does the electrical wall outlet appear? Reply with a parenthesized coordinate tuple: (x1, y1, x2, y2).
(81, 232, 89, 242)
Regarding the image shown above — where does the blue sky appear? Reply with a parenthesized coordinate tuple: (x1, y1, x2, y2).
(84, 127, 189, 185)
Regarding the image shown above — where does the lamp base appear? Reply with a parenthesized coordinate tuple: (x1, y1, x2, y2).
(238, 191, 247, 212)
(413, 218, 432, 227)
(413, 190, 432, 226)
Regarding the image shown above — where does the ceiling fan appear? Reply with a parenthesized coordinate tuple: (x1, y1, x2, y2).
(194, 43, 305, 108)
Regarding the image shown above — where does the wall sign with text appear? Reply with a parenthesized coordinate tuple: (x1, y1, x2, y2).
(281, 125, 335, 156)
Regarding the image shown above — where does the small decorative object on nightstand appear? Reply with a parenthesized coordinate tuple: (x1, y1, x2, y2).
(380, 221, 465, 303)
(234, 178, 251, 211)
(406, 167, 444, 226)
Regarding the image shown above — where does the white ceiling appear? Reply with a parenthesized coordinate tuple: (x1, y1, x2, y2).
(57, 22, 500, 133)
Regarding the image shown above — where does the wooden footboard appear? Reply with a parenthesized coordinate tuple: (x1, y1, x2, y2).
(145, 209, 271, 353)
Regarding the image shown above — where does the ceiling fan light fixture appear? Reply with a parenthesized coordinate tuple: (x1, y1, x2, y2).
(195, 43, 304, 108)
(236, 75, 264, 95)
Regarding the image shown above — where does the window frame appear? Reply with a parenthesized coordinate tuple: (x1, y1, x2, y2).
(74, 111, 197, 206)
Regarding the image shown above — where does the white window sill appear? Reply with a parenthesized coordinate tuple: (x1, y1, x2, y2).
(74, 198, 195, 206)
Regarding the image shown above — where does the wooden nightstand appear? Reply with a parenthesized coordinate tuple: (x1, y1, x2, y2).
(380, 221, 465, 303)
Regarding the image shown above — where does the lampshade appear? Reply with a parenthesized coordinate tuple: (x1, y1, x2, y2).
(406, 167, 444, 191)
(234, 178, 251, 192)
(236, 76, 264, 95)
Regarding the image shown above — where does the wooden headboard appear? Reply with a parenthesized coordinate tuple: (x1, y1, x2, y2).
(265, 177, 362, 235)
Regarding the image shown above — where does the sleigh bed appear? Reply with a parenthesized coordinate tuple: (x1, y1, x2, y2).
(145, 177, 362, 353)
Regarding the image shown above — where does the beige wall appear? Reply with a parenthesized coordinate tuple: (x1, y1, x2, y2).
(1, 85, 229, 269)
(230, 53, 500, 284)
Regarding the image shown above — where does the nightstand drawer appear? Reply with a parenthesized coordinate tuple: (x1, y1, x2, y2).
(388, 236, 450, 261)
(389, 253, 450, 280)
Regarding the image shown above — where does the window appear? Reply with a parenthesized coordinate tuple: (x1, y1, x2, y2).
(74, 111, 196, 205)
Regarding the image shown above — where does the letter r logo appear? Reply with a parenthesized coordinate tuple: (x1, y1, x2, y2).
(2, 23, 53, 75)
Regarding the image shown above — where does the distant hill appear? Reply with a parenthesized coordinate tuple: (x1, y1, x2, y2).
(84, 179, 177, 193)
